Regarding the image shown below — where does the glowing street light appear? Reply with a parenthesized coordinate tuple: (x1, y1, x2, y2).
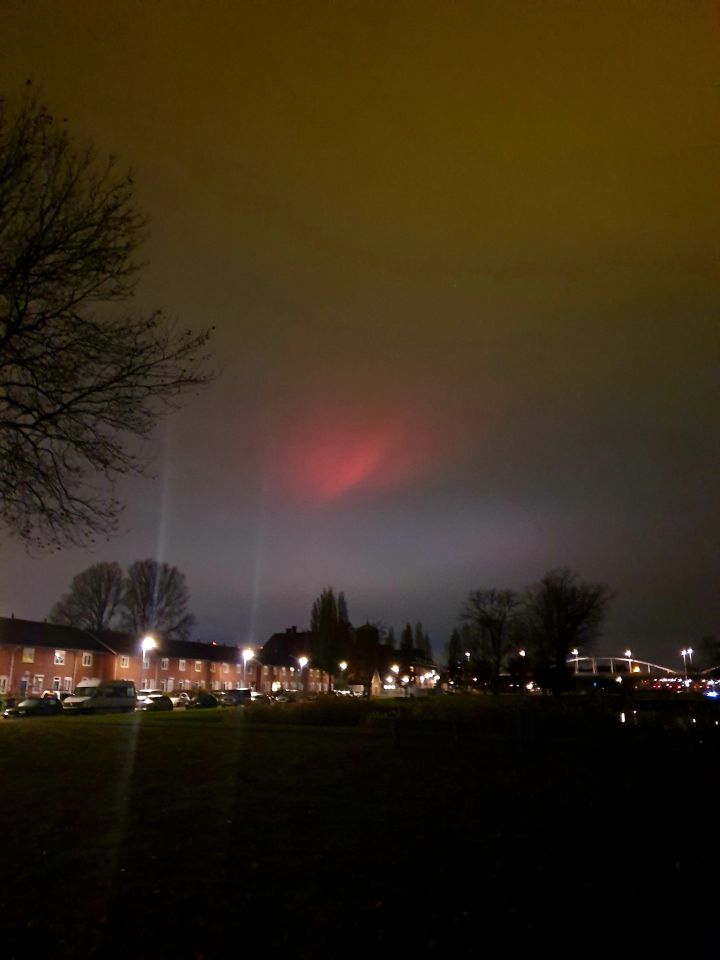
(571, 648, 579, 674)
(298, 655, 308, 693)
(141, 635, 156, 686)
(391, 663, 400, 674)
(339, 661, 348, 672)
(242, 647, 254, 688)
(681, 648, 693, 679)
(625, 649, 632, 675)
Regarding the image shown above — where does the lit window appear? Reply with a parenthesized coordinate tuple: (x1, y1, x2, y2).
(22, 648, 34, 663)
(63, 677, 72, 691)
(210, 662, 216, 673)
(52, 677, 61, 690)
(179, 660, 186, 672)
(222, 663, 229, 674)
(161, 658, 169, 670)
(54, 650, 65, 665)
(195, 661, 202, 673)
(33, 675, 44, 691)
(82, 652, 92, 667)
(0, 676, 7, 693)
(120, 655, 130, 668)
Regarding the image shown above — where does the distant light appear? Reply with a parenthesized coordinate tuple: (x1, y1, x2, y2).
(142, 635, 156, 653)
(339, 661, 348, 672)
(391, 664, 400, 674)
(242, 648, 254, 664)
(705, 691, 718, 699)
(298, 656, 309, 669)
(519, 649, 526, 658)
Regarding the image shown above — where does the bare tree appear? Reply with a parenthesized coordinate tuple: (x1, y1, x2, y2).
(48, 560, 123, 632)
(121, 559, 195, 641)
(523, 568, 613, 694)
(460, 589, 521, 693)
(0, 92, 213, 548)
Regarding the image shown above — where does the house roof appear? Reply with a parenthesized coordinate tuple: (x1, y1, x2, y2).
(0, 617, 111, 653)
(0, 617, 242, 663)
(261, 627, 315, 667)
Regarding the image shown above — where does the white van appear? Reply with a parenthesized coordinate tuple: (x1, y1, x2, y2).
(63, 678, 137, 714)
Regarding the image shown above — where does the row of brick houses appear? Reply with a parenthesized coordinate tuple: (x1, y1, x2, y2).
(0, 616, 439, 700)
(0, 617, 330, 699)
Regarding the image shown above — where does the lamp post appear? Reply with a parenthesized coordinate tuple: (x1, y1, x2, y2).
(624, 649, 632, 676)
(298, 656, 308, 694)
(141, 635, 156, 688)
(681, 648, 693, 680)
(518, 649, 526, 694)
(570, 648, 579, 675)
(242, 647, 254, 689)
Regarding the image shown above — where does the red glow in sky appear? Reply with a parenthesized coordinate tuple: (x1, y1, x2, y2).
(268, 410, 443, 504)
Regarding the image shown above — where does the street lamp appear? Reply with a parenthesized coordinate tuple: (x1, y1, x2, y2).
(298, 655, 308, 693)
(141, 635, 156, 688)
(242, 647, 254, 689)
(624, 649, 632, 675)
(570, 648, 579, 675)
(681, 648, 693, 680)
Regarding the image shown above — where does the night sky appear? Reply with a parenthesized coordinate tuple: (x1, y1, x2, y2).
(0, 1, 717, 667)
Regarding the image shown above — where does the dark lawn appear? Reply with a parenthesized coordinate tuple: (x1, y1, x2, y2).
(0, 706, 717, 958)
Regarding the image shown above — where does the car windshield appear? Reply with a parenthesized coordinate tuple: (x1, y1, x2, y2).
(73, 686, 98, 698)
(19, 698, 41, 707)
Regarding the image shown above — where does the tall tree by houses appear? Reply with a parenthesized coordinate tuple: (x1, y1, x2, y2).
(122, 559, 195, 641)
(49, 562, 124, 632)
(310, 587, 346, 689)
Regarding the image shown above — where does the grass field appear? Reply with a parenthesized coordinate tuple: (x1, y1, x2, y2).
(0, 700, 717, 957)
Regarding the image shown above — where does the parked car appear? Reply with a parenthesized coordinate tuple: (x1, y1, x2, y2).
(188, 691, 219, 709)
(42, 690, 71, 702)
(169, 691, 193, 709)
(219, 688, 252, 707)
(136, 692, 173, 712)
(63, 679, 137, 714)
(3, 696, 64, 719)
(250, 692, 272, 704)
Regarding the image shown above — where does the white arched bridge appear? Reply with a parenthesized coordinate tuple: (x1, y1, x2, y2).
(566, 655, 676, 678)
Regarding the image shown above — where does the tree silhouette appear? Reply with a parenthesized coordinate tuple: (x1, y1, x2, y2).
(310, 587, 344, 689)
(460, 589, 521, 694)
(523, 568, 613, 695)
(0, 92, 213, 548)
(49, 561, 123, 632)
(122, 558, 195, 641)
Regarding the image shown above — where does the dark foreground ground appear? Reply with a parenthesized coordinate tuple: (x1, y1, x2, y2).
(1, 699, 718, 958)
